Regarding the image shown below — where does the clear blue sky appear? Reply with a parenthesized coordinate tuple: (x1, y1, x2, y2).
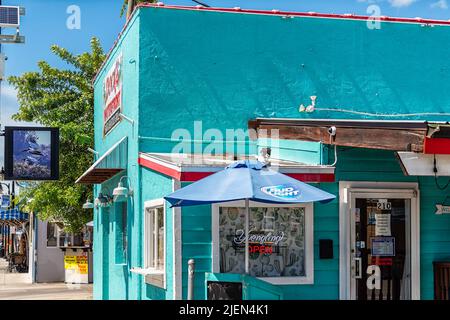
(0, 0, 448, 166)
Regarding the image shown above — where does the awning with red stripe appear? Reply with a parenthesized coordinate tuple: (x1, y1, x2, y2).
(138, 152, 335, 183)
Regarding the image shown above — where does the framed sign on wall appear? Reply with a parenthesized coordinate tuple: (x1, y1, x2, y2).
(4, 126, 59, 180)
(103, 53, 123, 136)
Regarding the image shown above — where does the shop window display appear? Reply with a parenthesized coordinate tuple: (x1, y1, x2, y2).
(219, 207, 306, 278)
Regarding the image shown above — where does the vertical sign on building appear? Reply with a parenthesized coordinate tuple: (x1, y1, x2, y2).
(103, 53, 123, 136)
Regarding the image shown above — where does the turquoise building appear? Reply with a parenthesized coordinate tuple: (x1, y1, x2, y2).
(77, 4, 450, 300)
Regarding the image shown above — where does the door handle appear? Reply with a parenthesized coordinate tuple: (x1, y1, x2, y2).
(354, 257, 362, 279)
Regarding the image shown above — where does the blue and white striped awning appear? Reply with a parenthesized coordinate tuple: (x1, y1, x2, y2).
(0, 208, 28, 222)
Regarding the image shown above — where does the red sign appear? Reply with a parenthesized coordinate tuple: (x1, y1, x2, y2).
(249, 245, 273, 254)
(371, 257, 393, 266)
(103, 54, 123, 135)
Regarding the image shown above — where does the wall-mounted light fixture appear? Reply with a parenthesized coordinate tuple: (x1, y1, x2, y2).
(95, 192, 113, 208)
(113, 176, 133, 202)
(82, 199, 94, 210)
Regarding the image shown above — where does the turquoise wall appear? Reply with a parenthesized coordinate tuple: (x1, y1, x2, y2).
(180, 198, 212, 300)
(140, 167, 174, 300)
(92, 6, 450, 300)
(137, 6, 450, 157)
(92, 10, 141, 300)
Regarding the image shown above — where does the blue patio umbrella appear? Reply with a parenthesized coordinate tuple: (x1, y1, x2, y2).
(165, 160, 335, 274)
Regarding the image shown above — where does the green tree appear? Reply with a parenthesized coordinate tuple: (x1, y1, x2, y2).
(8, 38, 105, 233)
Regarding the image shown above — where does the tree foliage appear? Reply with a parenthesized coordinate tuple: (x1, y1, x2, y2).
(8, 38, 105, 233)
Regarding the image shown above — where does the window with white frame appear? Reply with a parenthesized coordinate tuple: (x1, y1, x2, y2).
(215, 203, 314, 284)
(144, 201, 165, 272)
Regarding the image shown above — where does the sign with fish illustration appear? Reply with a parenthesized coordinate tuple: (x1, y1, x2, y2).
(4, 127, 59, 180)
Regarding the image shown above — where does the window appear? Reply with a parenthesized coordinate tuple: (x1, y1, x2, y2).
(46, 222, 87, 248)
(214, 203, 314, 285)
(46, 222, 57, 247)
(141, 199, 166, 289)
(115, 202, 128, 264)
(145, 204, 165, 271)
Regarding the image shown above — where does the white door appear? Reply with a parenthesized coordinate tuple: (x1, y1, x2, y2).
(339, 184, 420, 300)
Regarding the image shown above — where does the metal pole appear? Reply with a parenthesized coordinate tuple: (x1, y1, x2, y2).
(245, 198, 249, 274)
(11, 181, 14, 209)
(187, 259, 195, 300)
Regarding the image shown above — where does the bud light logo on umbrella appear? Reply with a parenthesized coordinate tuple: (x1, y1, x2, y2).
(261, 184, 301, 200)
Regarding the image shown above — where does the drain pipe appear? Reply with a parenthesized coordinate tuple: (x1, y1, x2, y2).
(187, 259, 195, 300)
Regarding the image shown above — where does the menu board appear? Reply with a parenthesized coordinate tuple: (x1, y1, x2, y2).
(64, 255, 88, 274)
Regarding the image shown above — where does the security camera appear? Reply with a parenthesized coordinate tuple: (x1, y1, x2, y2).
(328, 126, 337, 137)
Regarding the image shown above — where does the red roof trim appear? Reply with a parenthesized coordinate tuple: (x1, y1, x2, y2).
(139, 3, 450, 25)
(180, 171, 215, 182)
(287, 173, 335, 183)
(138, 156, 181, 180)
(93, 3, 450, 84)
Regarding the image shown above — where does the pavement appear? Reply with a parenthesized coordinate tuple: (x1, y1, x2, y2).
(0, 258, 93, 300)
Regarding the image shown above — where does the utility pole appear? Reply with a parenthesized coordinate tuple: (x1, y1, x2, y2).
(0, 1, 25, 259)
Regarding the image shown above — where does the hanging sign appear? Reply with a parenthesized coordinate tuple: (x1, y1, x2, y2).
(375, 213, 391, 236)
(4, 127, 60, 181)
(371, 237, 395, 257)
(0, 194, 10, 208)
(435, 204, 450, 215)
(260, 184, 301, 200)
(103, 53, 123, 136)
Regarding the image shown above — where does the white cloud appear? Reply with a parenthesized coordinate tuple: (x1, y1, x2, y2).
(431, 0, 448, 9)
(389, 0, 416, 7)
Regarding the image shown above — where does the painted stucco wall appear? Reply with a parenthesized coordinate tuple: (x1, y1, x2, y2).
(140, 167, 174, 300)
(92, 6, 450, 300)
(137, 7, 450, 158)
(92, 10, 141, 300)
(35, 220, 65, 283)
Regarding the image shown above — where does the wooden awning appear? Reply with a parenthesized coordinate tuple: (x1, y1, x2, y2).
(76, 136, 128, 184)
(248, 118, 450, 153)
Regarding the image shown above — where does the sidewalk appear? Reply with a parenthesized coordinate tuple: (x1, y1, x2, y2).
(0, 258, 92, 300)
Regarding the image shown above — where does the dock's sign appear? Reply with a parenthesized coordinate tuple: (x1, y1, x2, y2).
(103, 53, 123, 136)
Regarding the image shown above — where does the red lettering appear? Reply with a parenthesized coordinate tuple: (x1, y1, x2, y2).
(248, 245, 274, 255)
